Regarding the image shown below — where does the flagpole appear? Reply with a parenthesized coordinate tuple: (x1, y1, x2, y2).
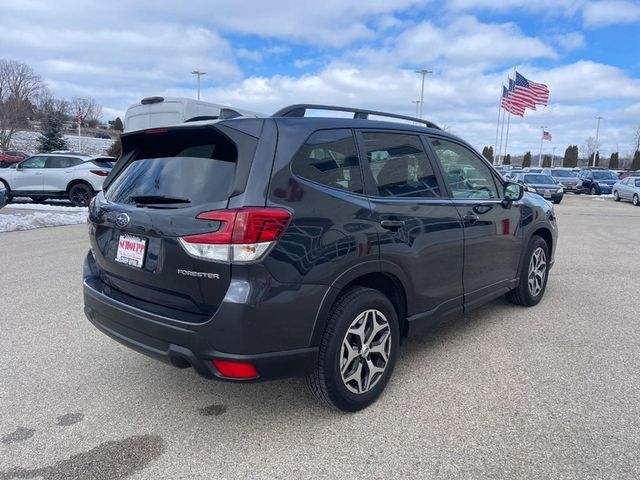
(503, 109, 512, 161)
(538, 126, 546, 167)
(494, 86, 503, 165)
(497, 106, 506, 164)
(502, 67, 517, 164)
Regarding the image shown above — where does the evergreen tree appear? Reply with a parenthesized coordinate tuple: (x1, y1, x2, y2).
(107, 136, 122, 158)
(522, 151, 532, 168)
(482, 146, 488, 159)
(562, 146, 571, 167)
(487, 146, 494, 163)
(632, 150, 640, 171)
(37, 108, 68, 153)
(571, 145, 579, 168)
(542, 155, 552, 168)
(503, 154, 511, 165)
(109, 117, 124, 131)
(609, 152, 619, 169)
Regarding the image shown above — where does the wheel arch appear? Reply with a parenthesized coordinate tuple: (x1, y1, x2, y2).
(66, 178, 94, 193)
(309, 264, 411, 346)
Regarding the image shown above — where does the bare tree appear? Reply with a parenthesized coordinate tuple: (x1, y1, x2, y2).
(72, 97, 103, 128)
(581, 136, 597, 162)
(633, 126, 640, 154)
(0, 59, 46, 150)
(36, 92, 71, 121)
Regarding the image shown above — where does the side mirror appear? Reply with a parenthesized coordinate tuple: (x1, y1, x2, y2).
(16, 163, 23, 170)
(502, 182, 524, 208)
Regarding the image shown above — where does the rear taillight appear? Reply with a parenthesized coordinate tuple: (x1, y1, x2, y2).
(90, 169, 109, 176)
(179, 208, 291, 263)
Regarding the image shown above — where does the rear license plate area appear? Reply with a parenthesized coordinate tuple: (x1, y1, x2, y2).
(115, 234, 147, 268)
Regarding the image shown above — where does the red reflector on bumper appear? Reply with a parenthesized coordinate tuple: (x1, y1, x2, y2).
(212, 359, 259, 379)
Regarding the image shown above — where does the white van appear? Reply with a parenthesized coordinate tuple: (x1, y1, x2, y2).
(124, 97, 264, 132)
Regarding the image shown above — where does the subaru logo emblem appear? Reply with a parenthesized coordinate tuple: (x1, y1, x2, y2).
(115, 213, 130, 228)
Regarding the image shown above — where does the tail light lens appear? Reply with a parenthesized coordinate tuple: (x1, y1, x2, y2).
(90, 169, 109, 176)
(212, 359, 259, 379)
(179, 208, 291, 263)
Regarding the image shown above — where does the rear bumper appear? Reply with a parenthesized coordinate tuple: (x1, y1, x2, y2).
(83, 253, 324, 381)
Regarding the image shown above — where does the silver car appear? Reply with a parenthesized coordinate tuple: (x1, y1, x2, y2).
(613, 176, 640, 206)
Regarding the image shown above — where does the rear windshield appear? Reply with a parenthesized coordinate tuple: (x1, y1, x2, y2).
(524, 174, 555, 184)
(551, 169, 576, 177)
(105, 128, 237, 206)
(91, 158, 115, 168)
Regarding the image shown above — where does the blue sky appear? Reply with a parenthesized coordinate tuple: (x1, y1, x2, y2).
(1, 0, 639, 157)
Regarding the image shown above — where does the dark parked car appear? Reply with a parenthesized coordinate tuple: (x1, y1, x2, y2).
(576, 168, 619, 195)
(513, 173, 564, 204)
(83, 104, 558, 411)
(542, 167, 579, 193)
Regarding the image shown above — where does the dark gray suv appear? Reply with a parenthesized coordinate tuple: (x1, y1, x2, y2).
(83, 104, 558, 411)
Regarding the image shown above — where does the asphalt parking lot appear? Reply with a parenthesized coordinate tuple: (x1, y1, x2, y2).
(1, 195, 639, 480)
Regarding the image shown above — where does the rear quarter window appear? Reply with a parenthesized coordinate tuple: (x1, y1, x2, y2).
(291, 129, 363, 194)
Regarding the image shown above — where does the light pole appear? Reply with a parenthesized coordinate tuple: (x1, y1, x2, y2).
(411, 100, 420, 124)
(415, 69, 432, 119)
(594, 116, 603, 167)
(191, 70, 206, 100)
(552, 146, 556, 166)
(538, 126, 547, 167)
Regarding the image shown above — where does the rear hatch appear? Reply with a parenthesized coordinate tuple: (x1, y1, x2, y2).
(88, 123, 259, 322)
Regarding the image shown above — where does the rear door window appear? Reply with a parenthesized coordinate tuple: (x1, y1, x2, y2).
(291, 129, 363, 193)
(361, 132, 441, 198)
(105, 128, 238, 206)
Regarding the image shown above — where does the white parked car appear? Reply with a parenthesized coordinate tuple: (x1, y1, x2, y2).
(613, 176, 640, 206)
(0, 153, 115, 206)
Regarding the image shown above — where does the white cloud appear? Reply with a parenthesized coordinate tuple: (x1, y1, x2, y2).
(583, 0, 640, 27)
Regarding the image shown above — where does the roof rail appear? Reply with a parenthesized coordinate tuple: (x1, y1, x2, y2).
(272, 104, 441, 130)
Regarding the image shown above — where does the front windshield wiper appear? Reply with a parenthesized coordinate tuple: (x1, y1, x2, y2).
(130, 195, 191, 205)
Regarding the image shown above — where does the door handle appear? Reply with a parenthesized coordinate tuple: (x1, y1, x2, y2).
(463, 214, 479, 225)
(380, 220, 405, 230)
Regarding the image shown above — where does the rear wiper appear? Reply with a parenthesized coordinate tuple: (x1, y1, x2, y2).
(130, 195, 191, 205)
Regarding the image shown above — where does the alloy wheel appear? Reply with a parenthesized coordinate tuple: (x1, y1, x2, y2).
(340, 309, 392, 395)
(528, 247, 547, 297)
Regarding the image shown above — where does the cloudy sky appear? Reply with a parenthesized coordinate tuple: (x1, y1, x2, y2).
(1, 0, 639, 156)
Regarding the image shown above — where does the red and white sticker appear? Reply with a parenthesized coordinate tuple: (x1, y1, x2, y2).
(115, 234, 147, 268)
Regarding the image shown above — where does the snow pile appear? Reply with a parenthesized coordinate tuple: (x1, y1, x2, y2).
(9, 203, 88, 212)
(0, 211, 88, 232)
(10, 130, 114, 156)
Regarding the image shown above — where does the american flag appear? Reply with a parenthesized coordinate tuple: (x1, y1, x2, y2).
(509, 78, 535, 111)
(543, 130, 552, 141)
(515, 72, 549, 106)
(501, 86, 525, 116)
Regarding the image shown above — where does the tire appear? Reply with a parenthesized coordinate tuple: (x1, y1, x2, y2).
(553, 198, 562, 204)
(68, 183, 93, 207)
(30, 196, 47, 203)
(506, 236, 550, 307)
(306, 287, 400, 412)
(0, 180, 12, 203)
(634, 194, 639, 207)
(590, 186, 598, 195)
(613, 191, 621, 202)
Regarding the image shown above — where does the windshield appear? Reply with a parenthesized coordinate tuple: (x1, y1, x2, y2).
(592, 171, 618, 180)
(524, 174, 556, 184)
(551, 169, 576, 177)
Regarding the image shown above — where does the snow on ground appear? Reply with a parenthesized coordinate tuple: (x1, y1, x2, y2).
(9, 203, 88, 212)
(0, 211, 87, 233)
(10, 130, 114, 156)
